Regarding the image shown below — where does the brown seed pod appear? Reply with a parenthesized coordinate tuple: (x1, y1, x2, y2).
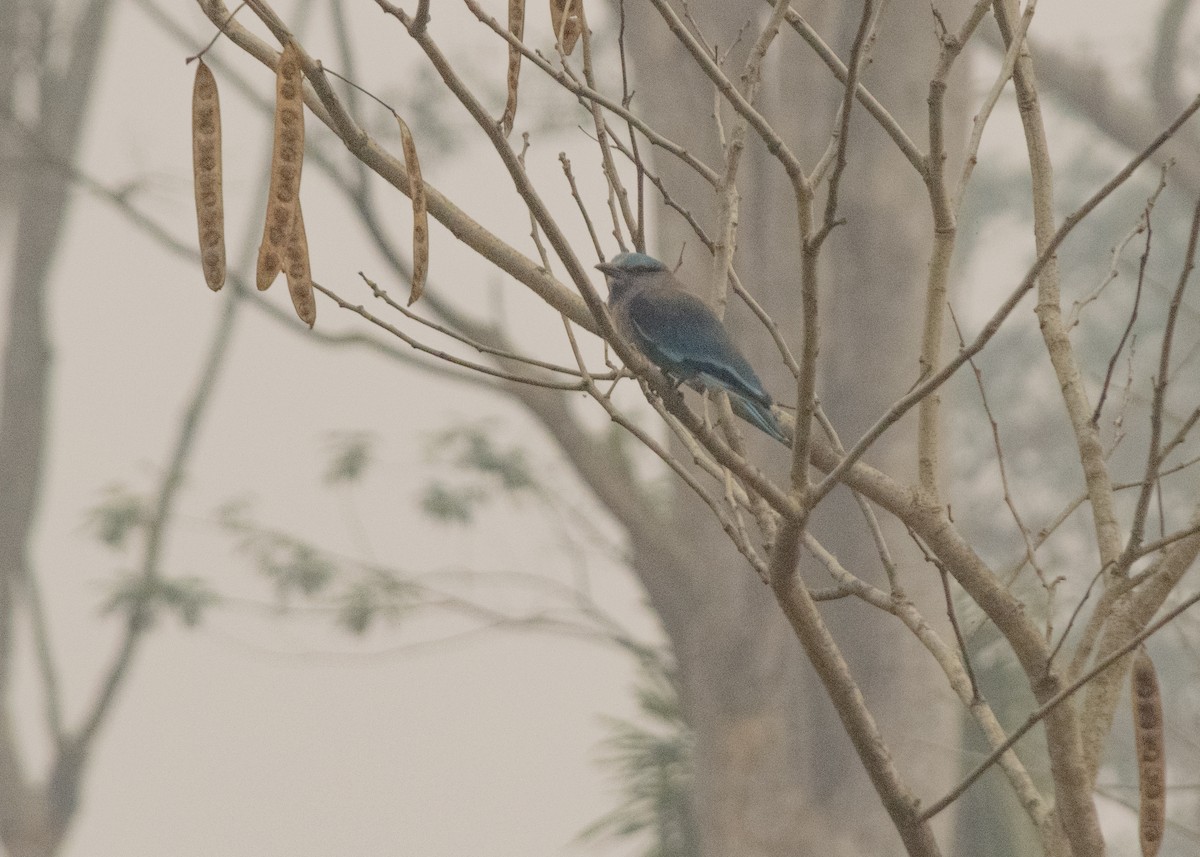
(257, 40, 306, 291)
(192, 60, 225, 291)
(398, 116, 428, 306)
(1131, 646, 1165, 857)
(499, 0, 525, 136)
(548, 0, 582, 55)
(284, 201, 316, 328)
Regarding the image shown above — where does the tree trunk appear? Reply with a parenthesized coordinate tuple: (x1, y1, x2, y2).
(618, 3, 967, 853)
(0, 2, 115, 855)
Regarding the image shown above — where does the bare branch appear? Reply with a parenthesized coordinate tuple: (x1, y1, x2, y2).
(195, 0, 595, 329)
(769, 519, 942, 857)
(950, 307, 1054, 616)
(461, 0, 721, 187)
(1125, 196, 1200, 558)
(811, 89, 1200, 508)
(921, 585, 1200, 822)
(777, 4, 923, 172)
(559, 317, 769, 579)
(952, 0, 1032, 209)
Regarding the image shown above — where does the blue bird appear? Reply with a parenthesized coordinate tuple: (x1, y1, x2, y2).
(596, 252, 790, 445)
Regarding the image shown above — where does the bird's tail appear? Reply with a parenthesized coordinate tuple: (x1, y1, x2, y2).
(729, 395, 791, 446)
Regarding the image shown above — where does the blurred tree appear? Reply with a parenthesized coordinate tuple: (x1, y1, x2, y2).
(0, 3, 118, 856)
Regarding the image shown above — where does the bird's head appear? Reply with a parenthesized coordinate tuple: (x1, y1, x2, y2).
(596, 252, 669, 304)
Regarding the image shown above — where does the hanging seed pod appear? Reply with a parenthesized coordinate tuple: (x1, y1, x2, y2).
(284, 201, 316, 328)
(499, 0, 525, 136)
(549, 0, 582, 55)
(1131, 646, 1166, 857)
(257, 41, 305, 291)
(192, 60, 225, 291)
(398, 116, 428, 306)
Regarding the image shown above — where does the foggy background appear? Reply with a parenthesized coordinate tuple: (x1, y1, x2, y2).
(1, 1, 1193, 855)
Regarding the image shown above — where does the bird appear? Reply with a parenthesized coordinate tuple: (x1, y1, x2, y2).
(596, 251, 790, 445)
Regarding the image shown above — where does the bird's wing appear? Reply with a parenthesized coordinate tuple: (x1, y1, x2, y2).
(625, 290, 771, 406)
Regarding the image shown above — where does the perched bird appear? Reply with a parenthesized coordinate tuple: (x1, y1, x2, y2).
(596, 252, 790, 445)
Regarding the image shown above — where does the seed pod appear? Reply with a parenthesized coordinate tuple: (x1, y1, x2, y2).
(1131, 646, 1165, 857)
(398, 116, 427, 306)
(192, 60, 225, 291)
(257, 40, 305, 291)
(549, 0, 582, 55)
(499, 0, 525, 136)
(284, 201, 316, 328)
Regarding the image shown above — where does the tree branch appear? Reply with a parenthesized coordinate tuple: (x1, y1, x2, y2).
(921, 584, 1200, 821)
(769, 518, 943, 857)
(195, 0, 595, 329)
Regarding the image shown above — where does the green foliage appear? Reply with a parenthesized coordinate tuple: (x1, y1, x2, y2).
(218, 499, 416, 632)
(218, 499, 335, 599)
(102, 572, 218, 628)
(336, 569, 417, 635)
(323, 431, 376, 485)
(267, 543, 335, 597)
(433, 425, 534, 490)
(89, 485, 217, 627)
(338, 582, 377, 635)
(420, 481, 484, 524)
(87, 484, 147, 549)
(419, 425, 538, 524)
(581, 651, 699, 857)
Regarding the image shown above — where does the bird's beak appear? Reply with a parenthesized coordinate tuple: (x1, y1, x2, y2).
(595, 261, 617, 276)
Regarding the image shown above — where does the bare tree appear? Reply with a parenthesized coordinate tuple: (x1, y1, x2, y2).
(170, 1, 1200, 856)
(5, 0, 1200, 855)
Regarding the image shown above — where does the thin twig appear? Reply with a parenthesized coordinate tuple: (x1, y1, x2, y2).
(920, 585, 1200, 821)
(315, 282, 588, 391)
(813, 0, 875, 245)
(949, 307, 1053, 604)
(1067, 169, 1168, 330)
(939, 567, 979, 702)
(605, 124, 713, 251)
(1133, 519, 1200, 561)
(1092, 207, 1151, 426)
(578, 6, 637, 246)
(776, 4, 923, 172)
(1047, 566, 1107, 668)
(951, 0, 1032, 210)
(461, 0, 720, 187)
(358, 272, 611, 380)
(615, 0, 646, 250)
(559, 153, 605, 261)
(729, 268, 802, 378)
(814, 404, 901, 594)
(185, 0, 247, 62)
(1124, 195, 1200, 558)
(560, 317, 768, 578)
(812, 91, 1200, 505)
